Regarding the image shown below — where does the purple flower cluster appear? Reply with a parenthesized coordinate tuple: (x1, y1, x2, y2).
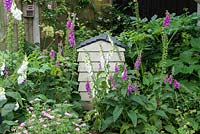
(49, 49, 55, 59)
(85, 81, 91, 93)
(127, 83, 138, 96)
(66, 20, 76, 47)
(114, 64, 119, 73)
(164, 75, 180, 89)
(135, 53, 142, 70)
(3, 0, 12, 12)
(121, 67, 127, 80)
(163, 10, 170, 27)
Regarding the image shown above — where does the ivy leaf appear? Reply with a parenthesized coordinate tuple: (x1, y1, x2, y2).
(127, 110, 137, 127)
(113, 105, 123, 122)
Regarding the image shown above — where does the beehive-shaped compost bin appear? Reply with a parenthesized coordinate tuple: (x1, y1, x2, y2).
(77, 33, 126, 108)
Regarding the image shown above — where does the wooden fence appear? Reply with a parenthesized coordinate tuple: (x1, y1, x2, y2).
(114, 0, 197, 18)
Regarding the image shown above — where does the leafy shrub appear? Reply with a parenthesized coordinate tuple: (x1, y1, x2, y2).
(11, 99, 90, 134)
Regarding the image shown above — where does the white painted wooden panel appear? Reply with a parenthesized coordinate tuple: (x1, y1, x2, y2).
(78, 52, 125, 62)
(78, 73, 93, 82)
(78, 72, 110, 82)
(77, 41, 125, 52)
(80, 91, 91, 101)
(78, 82, 88, 91)
(78, 62, 123, 72)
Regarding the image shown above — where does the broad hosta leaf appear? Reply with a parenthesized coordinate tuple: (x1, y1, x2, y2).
(101, 116, 113, 132)
(6, 92, 22, 106)
(113, 105, 123, 122)
(1, 103, 16, 116)
(155, 110, 168, 119)
(2, 120, 15, 125)
(0, 99, 7, 107)
(127, 110, 137, 127)
(164, 125, 177, 134)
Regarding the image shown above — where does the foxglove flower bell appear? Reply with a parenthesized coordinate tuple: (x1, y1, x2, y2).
(3, 0, 12, 12)
(163, 10, 170, 27)
(85, 81, 91, 93)
(135, 53, 142, 70)
(0, 87, 6, 101)
(17, 55, 28, 85)
(50, 49, 55, 59)
(10, 2, 23, 21)
(174, 80, 180, 89)
(114, 64, 119, 73)
(121, 67, 127, 80)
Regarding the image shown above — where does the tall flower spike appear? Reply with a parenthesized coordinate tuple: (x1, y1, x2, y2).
(135, 53, 142, 70)
(50, 49, 55, 59)
(3, 0, 12, 12)
(127, 84, 132, 96)
(168, 75, 173, 85)
(66, 20, 73, 30)
(174, 80, 180, 89)
(132, 84, 138, 92)
(121, 67, 127, 80)
(85, 81, 91, 93)
(163, 10, 170, 27)
(114, 64, 119, 73)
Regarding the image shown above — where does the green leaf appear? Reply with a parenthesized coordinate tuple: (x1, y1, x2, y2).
(121, 88, 127, 97)
(2, 120, 15, 125)
(179, 50, 193, 64)
(1, 103, 16, 116)
(6, 92, 22, 106)
(101, 116, 113, 132)
(166, 108, 178, 115)
(127, 110, 137, 127)
(28, 67, 39, 74)
(113, 105, 123, 122)
(191, 38, 200, 50)
(39, 63, 50, 73)
(0, 99, 7, 107)
(130, 95, 146, 107)
(138, 114, 147, 122)
(164, 125, 177, 133)
(155, 110, 168, 119)
(120, 123, 132, 134)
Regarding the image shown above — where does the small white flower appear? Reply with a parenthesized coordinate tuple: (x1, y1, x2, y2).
(0, 87, 6, 101)
(1, 60, 6, 76)
(17, 74, 26, 85)
(14, 102, 19, 111)
(11, 2, 23, 21)
(17, 55, 28, 74)
(100, 56, 105, 69)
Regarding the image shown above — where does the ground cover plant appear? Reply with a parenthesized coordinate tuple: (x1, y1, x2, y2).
(1, 0, 200, 134)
